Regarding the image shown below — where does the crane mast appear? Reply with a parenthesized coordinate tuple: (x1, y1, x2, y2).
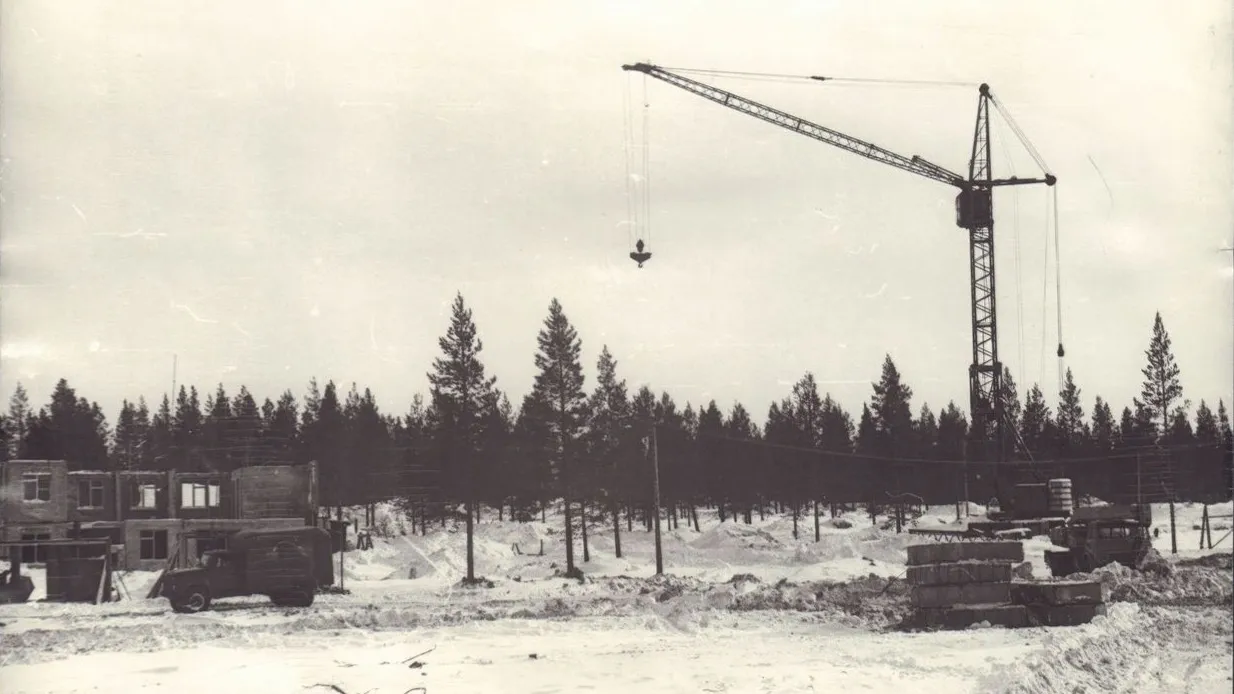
(623, 63, 1056, 501)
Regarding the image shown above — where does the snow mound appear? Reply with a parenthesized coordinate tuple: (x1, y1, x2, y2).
(1078, 555, 1234, 607)
(982, 604, 1232, 694)
(690, 523, 782, 551)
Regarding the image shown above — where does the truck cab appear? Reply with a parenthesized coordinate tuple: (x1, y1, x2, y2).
(161, 527, 333, 613)
(1045, 505, 1152, 576)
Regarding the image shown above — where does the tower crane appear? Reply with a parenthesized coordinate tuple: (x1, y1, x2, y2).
(622, 62, 1058, 504)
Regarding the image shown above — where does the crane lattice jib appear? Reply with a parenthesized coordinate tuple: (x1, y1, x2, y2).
(622, 62, 1056, 486)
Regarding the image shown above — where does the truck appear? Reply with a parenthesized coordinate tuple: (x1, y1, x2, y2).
(161, 526, 334, 613)
(1044, 504, 1153, 577)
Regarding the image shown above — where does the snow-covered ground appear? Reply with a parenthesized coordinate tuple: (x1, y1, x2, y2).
(2, 501, 1230, 693)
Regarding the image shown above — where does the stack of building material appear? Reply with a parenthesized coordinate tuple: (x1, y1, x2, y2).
(906, 540, 1029, 630)
(1010, 580, 1106, 626)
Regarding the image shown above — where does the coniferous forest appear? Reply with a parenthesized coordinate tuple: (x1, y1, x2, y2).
(3, 294, 1232, 575)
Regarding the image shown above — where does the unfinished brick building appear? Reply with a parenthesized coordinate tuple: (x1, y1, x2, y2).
(1, 460, 319, 571)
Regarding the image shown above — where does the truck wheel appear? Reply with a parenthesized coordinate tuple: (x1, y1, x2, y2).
(171, 586, 211, 613)
(287, 582, 316, 608)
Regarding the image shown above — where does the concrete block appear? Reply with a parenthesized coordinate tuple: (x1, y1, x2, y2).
(907, 541, 1024, 566)
(1025, 602, 1107, 627)
(907, 560, 1014, 586)
(911, 581, 1012, 609)
(1011, 580, 1104, 607)
(913, 604, 1031, 630)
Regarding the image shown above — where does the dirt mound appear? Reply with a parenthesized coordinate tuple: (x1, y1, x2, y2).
(729, 574, 909, 628)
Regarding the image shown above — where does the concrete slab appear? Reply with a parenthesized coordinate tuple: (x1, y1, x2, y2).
(1025, 602, 1107, 627)
(906, 541, 1024, 566)
(907, 560, 1014, 586)
(912, 604, 1031, 630)
(1011, 580, 1104, 607)
(911, 582, 1012, 609)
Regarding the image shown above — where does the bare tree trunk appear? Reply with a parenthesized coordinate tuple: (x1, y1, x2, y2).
(465, 498, 475, 581)
(581, 500, 590, 562)
(813, 500, 820, 542)
(690, 505, 700, 532)
(626, 504, 633, 532)
(612, 498, 623, 558)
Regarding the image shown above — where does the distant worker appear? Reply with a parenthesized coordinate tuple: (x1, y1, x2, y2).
(629, 239, 652, 268)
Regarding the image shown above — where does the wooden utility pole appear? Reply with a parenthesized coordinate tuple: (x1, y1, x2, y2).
(651, 424, 663, 576)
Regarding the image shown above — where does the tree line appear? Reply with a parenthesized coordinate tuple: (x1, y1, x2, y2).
(2, 299, 1231, 578)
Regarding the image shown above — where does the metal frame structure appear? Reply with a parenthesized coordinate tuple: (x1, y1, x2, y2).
(621, 63, 1056, 502)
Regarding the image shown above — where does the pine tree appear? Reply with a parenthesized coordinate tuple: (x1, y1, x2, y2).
(696, 400, 726, 519)
(936, 402, 968, 462)
(790, 374, 824, 448)
(148, 395, 174, 467)
(1019, 385, 1053, 458)
(230, 385, 265, 467)
(344, 384, 392, 506)
(264, 390, 300, 464)
(172, 386, 204, 471)
(526, 298, 587, 577)
(427, 293, 498, 583)
(870, 355, 915, 458)
(1056, 369, 1087, 452)
(1194, 400, 1219, 443)
(302, 381, 347, 509)
(112, 400, 140, 469)
(1000, 366, 1023, 431)
(202, 384, 232, 470)
(855, 403, 879, 456)
(585, 346, 631, 555)
(21, 380, 110, 470)
(916, 404, 939, 458)
(1090, 396, 1116, 452)
(1139, 311, 1183, 440)
(1165, 404, 1194, 445)
(4, 383, 31, 458)
(724, 401, 758, 523)
(818, 395, 854, 453)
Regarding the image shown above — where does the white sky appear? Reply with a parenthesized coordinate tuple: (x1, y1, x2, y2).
(2, 0, 1232, 425)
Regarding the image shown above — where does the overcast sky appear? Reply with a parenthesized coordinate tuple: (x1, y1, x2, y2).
(2, 0, 1232, 426)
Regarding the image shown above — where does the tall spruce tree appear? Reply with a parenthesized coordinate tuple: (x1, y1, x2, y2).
(1194, 401, 1219, 443)
(1056, 369, 1087, 452)
(526, 298, 587, 577)
(870, 355, 915, 458)
(585, 346, 631, 555)
(427, 292, 497, 583)
(1139, 312, 1183, 440)
(1090, 396, 1116, 452)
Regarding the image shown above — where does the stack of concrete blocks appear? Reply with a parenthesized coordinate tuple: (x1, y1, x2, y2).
(906, 540, 1030, 629)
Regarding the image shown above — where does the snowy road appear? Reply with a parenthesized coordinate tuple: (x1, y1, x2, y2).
(2, 613, 1052, 694)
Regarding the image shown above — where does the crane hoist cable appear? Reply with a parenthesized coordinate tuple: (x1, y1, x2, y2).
(1053, 186, 1065, 389)
(624, 72, 653, 267)
(994, 122, 1027, 384)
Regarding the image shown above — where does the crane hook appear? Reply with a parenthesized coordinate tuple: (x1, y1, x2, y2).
(630, 239, 652, 268)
